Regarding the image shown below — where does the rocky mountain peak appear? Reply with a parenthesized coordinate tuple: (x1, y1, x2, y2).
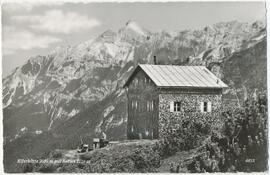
(125, 20, 146, 36)
(2, 20, 266, 143)
(97, 29, 117, 43)
(118, 20, 150, 43)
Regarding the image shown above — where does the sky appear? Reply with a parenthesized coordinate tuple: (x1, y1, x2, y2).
(2, 1, 266, 77)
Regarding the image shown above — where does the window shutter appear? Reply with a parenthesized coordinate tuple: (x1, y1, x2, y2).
(135, 101, 138, 109)
(170, 101, 174, 112)
(207, 102, 212, 112)
(200, 102, 204, 112)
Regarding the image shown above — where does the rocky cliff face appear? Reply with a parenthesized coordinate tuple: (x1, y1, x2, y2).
(3, 20, 267, 172)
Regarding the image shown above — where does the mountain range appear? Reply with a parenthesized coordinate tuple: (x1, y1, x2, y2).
(3, 20, 267, 172)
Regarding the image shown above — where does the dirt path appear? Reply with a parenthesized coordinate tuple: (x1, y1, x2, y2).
(63, 150, 81, 159)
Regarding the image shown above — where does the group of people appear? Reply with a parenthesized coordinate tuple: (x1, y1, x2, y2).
(187, 94, 268, 172)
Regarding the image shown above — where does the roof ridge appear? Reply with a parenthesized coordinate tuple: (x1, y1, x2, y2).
(124, 64, 228, 88)
(139, 64, 206, 67)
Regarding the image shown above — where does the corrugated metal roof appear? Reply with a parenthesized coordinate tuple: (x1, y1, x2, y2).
(138, 64, 228, 88)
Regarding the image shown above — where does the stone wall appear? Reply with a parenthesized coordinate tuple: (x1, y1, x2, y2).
(158, 92, 222, 138)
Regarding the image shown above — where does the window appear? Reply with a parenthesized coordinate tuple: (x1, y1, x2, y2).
(170, 101, 182, 112)
(135, 101, 138, 109)
(203, 102, 207, 112)
(145, 129, 149, 136)
(200, 101, 212, 112)
(147, 101, 154, 111)
(134, 78, 139, 87)
(174, 102, 181, 112)
(131, 100, 138, 110)
(144, 77, 151, 85)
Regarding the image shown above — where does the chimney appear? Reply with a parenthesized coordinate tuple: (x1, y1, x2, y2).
(153, 55, 157, 65)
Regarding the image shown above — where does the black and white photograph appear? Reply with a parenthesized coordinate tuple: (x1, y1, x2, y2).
(1, 0, 268, 173)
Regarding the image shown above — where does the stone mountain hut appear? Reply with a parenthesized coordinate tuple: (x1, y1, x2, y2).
(123, 64, 228, 140)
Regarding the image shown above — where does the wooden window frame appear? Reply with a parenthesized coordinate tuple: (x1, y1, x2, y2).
(203, 102, 208, 112)
(132, 100, 138, 110)
(174, 101, 181, 112)
(134, 78, 139, 87)
(147, 100, 154, 111)
(144, 77, 148, 84)
(170, 101, 182, 112)
(200, 101, 212, 113)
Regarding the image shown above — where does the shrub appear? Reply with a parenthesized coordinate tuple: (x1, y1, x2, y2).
(51, 150, 63, 159)
(129, 145, 160, 172)
(37, 163, 57, 173)
(186, 95, 268, 172)
(22, 163, 34, 173)
(156, 118, 212, 158)
(79, 142, 160, 173)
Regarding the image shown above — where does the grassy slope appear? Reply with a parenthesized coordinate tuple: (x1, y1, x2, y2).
(22, 139, 211, 173)
(24, 140, 160, 173)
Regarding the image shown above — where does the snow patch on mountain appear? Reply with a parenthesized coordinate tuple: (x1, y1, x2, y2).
(126, 20, 146, 36)
(116, 89, 125, 98)
(3, 20, 266, 139)
(68, 109, 79, 118)
(103, 105, 115, 118)
(35, 130, 43, 135)
(20, 127, 28, 132)
(127, 66, 134, 72)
